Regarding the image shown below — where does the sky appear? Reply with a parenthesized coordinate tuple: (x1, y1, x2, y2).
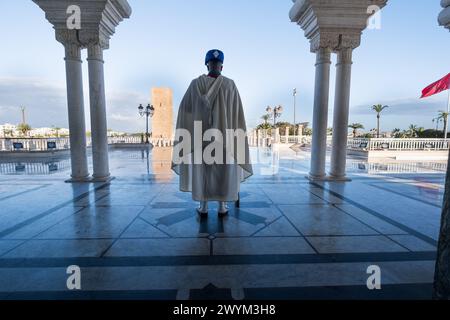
(0, 0, 450, 134)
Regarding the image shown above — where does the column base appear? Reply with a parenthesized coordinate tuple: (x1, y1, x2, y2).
(306, 174, 352, 182)
(306, 174, 329, 182)
(328, 174, 352, 182)
(91, 175, 115, 183)
(66, 176, 115, 183)
(65, 176, 92, 183)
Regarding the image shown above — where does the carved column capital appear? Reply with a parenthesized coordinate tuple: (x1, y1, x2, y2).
(311, 30, 361, 53)
(78, 30, 110, 50)
(334, 32, 361, 51)
(310, 31, 340, 53)
(336, 47, 353, 66)
(315, 47, 332, 66)
(439, 0, 450, 29)
(55, 29, 83, 61)
(87, 43, 104, 62)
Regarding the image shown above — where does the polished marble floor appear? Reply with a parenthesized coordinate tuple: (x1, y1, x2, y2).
(0, 146, 445, 299)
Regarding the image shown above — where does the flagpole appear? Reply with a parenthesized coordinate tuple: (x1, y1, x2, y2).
(446, 89, 450, 141)
(447, 88, 450, 114)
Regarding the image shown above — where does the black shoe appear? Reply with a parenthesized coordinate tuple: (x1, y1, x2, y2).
(218, 209, 229, 217)
(197, 207, 208, 218)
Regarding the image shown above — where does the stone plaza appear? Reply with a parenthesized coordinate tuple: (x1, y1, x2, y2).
(0, 146, 443, 299)
(0, 0, 450, 300)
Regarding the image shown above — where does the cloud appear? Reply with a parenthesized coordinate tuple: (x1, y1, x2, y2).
(0, 77, 149, 133)
(105, 90, 149, 132)
(351, 96, 448, 116)
(0, 77, 67, 126)
(2, 76, 448, 134)
(349, 95, 449, 131)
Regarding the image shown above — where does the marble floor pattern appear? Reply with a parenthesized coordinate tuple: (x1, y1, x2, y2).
(0, 146, 444, 300)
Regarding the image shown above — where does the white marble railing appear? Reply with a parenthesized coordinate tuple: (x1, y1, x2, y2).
(0, 136, 175, 151)
(4, 137, 445, 152)
(108, 136, 174, 147)
(348, 160, 447, 174)
(348, 138, 450, 151)
(108, 136, 143, 144)
(248, 129, 316, 147)
(279, 136, 310, 144)
(0, 138, 71, 151)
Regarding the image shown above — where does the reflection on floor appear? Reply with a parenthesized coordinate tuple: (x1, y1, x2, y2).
(0, 146, 444, 300)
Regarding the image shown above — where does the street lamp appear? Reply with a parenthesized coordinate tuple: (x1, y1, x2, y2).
(266, 105, 283, 128)
(138, 104, 155, 144)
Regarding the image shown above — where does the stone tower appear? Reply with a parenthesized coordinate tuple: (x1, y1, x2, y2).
(151, 88, 174, 142)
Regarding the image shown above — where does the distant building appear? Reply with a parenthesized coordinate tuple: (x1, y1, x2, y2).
(0, 124, 18, 137)
(29, 127, 69, 137)
(107, 130, 126, 137)
(151, 88, 174, 143)
(0, 124, 72, 138)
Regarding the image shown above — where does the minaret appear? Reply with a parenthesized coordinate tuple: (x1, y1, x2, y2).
(151, 88, 174, 143)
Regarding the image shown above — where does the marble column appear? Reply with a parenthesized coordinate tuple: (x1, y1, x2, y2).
(298, 125, 303, 137)
(309, 47, 332, 180)
(257, 130, 261, 147)
(285, 126, 290, 144)
(63, 42, 90, 181)
(275, 128, 280, 144)
(330, 47, 353, 180)
(87, 43, 110, 181)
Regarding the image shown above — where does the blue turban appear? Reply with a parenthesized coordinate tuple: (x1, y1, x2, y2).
(205, 49, 224, 65)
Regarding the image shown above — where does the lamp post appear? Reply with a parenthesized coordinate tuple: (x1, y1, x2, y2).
(266, 105, 283, 128)
(266, 105, 283, 143)
(138, 104, 155, 144)
(293, 88, 297, 137)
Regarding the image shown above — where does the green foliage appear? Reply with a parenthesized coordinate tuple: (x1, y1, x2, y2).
(256, 123, 272, 130)
(17, 123, 32, 136)
(303, 128, 312, 136)
(372, 104, 389, 114)
(348, 123, 364, 137)
(361, 133, 373, 138)
(261, 114, 271, 125)
(418, 129, 448, 138)
(275, 122, 294, 135)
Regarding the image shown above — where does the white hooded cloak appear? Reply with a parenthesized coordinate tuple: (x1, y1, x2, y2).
(172, 74, 253, 202)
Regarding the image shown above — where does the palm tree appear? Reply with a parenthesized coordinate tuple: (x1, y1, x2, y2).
(17, 123, 32, 137)
(348, 123, 364, 138)
(416, 127, 425, 138)
(438, 111, 449, 139)
(261, 114, 271, 126)
(52, 126, 61, 138)
(408, 124, 419, 138)
(392, 128, 401, 138)
(372, 104, 389, 138)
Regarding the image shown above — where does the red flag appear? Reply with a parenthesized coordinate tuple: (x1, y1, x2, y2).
(421, 73, 450, 98)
